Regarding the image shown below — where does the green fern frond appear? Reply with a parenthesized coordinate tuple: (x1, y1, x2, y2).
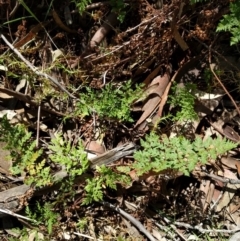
(132, 133, 237, 177)
(0, 115, 51, 187)
(216, 2, 240, 45)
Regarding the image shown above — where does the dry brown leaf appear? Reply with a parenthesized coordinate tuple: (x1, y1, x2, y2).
(220, 156, 240, 170)
(210, 120, 240, 142)
(152, 228, 164, 241)
(135, 74, 170, 130)
(84, 140, 105, 155)
(204, 182, 215, 212)
(215, 170, 240, 212)
(215, 183, 240, 213)
(142, 64, 162, 86)
(14, 22, 50, 48)
(124, 200, 137, 211)
(194, 99, 214, 117)
(228, 230, 240, 241)
(223, 125, 240, 142)
(236, 162, 240, 177)
(212, 181, 222, 203)
(28, 230, 44, 241)
(218, 168, 238, 180)
(133, 83, 159, 105)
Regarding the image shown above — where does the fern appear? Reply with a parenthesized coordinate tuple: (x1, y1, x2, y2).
(0, 115, 51, 187)
(72, 0, 92, 14)
(48, 135, 89, 179)
(97, 165, 130, 190)
(217, 2, 240, 45)
(168, 83, 198, 122)
(76, 80, 143, 122)
(109, 0, 126, 23)
(130, 132, 237, 177)
(26, 202, 59, 235)
(82, 165, 130, 205)
(83, 178, 103, 205)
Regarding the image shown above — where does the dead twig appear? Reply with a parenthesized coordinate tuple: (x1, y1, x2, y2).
(161, 216, 188, 241)
(73, 232, 101, 240)
(101, 201, 156, 241)
(174, 221, 240, 234)
(0, 207, 36, 222)
(88, 41, 130, 61)
(209, 50, 240, 116)
(0, 87, 66, 116)
(0, 34, 76, 99)
(203, 172, 240, 185)
(9, 0, 20, 18)
(126, 15, 158, 34)
(36, 105, 41, 148)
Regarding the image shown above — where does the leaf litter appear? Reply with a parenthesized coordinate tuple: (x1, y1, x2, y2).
(0, 0, 240, 240)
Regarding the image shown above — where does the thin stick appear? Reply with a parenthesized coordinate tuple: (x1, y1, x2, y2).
(161, 216, 188, 241)
(73, 232, 101, 240)
(126, 15, 158, 34)
(174, 221, 240, 234)
(101, 201, 156, 241)
(0, 208, 36, 222)
(208, 57, 240, 117)
(36, 105, 41, 148)
(9, 0, 20, 18)
(0, 34, 75, 99)
(203, 172, 240, 184)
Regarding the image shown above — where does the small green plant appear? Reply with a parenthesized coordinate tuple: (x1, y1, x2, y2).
(190, 0, 240, 46)
(48, 134, 89, 179)
(168, 83, 198, 122)
(109, 0, 127, 23)
(83, 165, 130, 205)
(217, 2, 240, 45)
(72, 0, 126, 22)
(72, 0, 92, 14)
(48, 134, 90, 202)
(8, 228, 36, 241)
(48, 135, 130, 204)
(76, 80, 143, 122)
(76, 218, 88, 231)
(126, 132, 236, 177)
(0, 116, 52, 187)
(26, 202, 59, 235)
